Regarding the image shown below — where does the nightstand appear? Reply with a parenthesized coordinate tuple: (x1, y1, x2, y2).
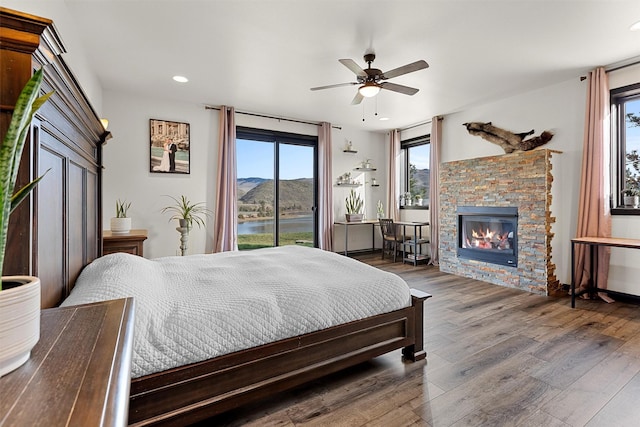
(0, 298, 135, 426)
(103, 229, 148, 256)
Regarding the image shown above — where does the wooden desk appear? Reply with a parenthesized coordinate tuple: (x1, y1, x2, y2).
(104, 229, 148, 256)
(334, 220, 430, 262)
(0, 298, 135, 426)
(334, 220, 379, 256)
(571, 236, 640, 308)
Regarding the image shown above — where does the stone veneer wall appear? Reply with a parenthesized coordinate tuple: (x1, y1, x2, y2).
(439, 149, 560, 295)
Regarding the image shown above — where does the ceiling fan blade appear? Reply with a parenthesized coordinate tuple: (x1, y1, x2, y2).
(379, 82, 419, 96)
(339, 59, 367, 77)
(381, 60, 429, 80)
(351, 91, 364, 105)
(310, 82, 358, 91)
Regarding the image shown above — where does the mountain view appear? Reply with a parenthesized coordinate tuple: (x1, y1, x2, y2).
(237, 168, 430, 215)
(412, 168, 430, 196)
(237, 177, 267, 198)
(237, 177, 313, 219)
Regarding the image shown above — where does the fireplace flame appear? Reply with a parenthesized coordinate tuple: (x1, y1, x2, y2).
(466, 224, 511, 250)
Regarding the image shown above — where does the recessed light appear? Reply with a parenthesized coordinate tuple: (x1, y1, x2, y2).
(173, 75, 189, 83)
(379, 117, 390, 121)
(631, 20, 640, 31)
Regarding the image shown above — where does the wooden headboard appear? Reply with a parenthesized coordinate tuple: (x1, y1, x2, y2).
(0, 7, 109, 308)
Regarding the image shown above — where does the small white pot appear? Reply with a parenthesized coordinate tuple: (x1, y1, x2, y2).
(623, 195, 639, 208)
(0, 276, 40, 377)
(110, 217, 132, 234)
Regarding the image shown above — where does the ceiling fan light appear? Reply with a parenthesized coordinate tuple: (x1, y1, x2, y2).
(359, 83, 380, 98)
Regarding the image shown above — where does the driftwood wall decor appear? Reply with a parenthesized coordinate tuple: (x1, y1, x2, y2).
(463, 122, 554, 153)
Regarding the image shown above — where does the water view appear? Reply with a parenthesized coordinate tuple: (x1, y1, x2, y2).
(237, 216, 313, 235)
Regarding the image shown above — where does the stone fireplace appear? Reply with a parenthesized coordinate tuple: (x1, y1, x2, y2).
(440, 149, 560, 295)
(458, 206, 518, 268)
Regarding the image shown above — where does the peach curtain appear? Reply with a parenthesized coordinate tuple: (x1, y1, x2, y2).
(428, 116, 442, 266)
(387, 129, 401, 221)
(213, 106, 238, 252)
(318, 122, 333, 251)
(575, 68, 611, 291)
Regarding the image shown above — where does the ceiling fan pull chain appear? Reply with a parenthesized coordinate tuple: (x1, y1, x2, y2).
(362, 102, 365, 122)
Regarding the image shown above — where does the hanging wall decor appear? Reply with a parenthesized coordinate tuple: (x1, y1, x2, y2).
(150, 119, 190, 174)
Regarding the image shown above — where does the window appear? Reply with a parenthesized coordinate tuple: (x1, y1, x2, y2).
(611, 83, 640, 213)
(400, 135, 430, 209)
(236, 127, 318, 248)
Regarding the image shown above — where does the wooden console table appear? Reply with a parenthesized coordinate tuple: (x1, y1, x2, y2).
(0, 298, 135, 426)
(571, 236, 640, 308)
(104, 229, 148, 256)
(334, 220, 379, 256)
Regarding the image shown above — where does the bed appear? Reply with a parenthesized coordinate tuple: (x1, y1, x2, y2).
(61, 246, 430, 426)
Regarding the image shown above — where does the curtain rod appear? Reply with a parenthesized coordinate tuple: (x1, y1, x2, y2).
(399, 116, 443, 132)
(605, 55, 640, 73)
(204, 105, 341, 130)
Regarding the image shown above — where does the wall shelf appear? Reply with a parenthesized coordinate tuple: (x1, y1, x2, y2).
(335, 183, 360, 187)
(343, 149, 358, 153)
(354, 167, 377, 172)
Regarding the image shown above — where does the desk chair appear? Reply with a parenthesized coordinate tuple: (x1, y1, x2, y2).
(379, 218, 406, 262)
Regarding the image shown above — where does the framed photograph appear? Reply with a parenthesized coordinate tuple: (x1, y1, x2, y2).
(150, 119, 190, 174)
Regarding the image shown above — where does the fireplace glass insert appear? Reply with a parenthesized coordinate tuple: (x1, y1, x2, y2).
(457, 206, 518, 267)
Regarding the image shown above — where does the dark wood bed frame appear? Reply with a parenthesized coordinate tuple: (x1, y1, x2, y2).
(128, 289, 430, 426)
(1, 8, 432, 427)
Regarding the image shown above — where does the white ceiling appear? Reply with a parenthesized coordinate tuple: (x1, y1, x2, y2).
(60, 0, 640, 132)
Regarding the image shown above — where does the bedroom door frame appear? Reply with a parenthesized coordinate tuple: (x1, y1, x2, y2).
(236, 126, 318, 248)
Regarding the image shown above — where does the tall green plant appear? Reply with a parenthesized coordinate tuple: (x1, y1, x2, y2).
(1, 68, 53, 286)
(115, 199, 131, 218)
(345, 189, 363, 214)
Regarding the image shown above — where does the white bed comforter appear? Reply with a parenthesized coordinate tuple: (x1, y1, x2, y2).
(61, 245, 411, 378)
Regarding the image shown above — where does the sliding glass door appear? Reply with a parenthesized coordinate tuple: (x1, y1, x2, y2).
(236, 127, 317, 249)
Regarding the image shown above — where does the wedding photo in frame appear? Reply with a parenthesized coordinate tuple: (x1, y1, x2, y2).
(150, 119, 190, 174)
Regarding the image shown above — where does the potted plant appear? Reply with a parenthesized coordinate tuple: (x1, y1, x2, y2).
(623, 150, 640, 208)
(345, 189, 364, 222)
(162, 195, 212, 256)
(161, 195, 212, 230)
(110, 199, 132, 234)
(1, 68, 53, 376)
(622, 187, 639, 208)
(376, 200, 385, 219)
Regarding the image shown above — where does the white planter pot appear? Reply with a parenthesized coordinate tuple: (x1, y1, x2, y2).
(623, 195, 639, 208)
(110, 217, 132, 234)
(0, 276, 40, 377)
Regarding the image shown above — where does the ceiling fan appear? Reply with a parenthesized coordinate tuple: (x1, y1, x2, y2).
(310, 53, 429, 105)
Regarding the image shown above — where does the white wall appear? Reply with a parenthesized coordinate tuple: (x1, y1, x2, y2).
(440, 77, 587, 286)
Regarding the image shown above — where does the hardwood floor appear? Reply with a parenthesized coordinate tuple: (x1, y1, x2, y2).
(203, 254, 640, 426)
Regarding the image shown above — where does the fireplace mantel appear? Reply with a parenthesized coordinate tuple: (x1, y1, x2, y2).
(439, 149, 560, 295)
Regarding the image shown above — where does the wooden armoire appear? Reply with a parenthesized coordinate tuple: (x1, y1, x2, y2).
(0, 7, 109, 308)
